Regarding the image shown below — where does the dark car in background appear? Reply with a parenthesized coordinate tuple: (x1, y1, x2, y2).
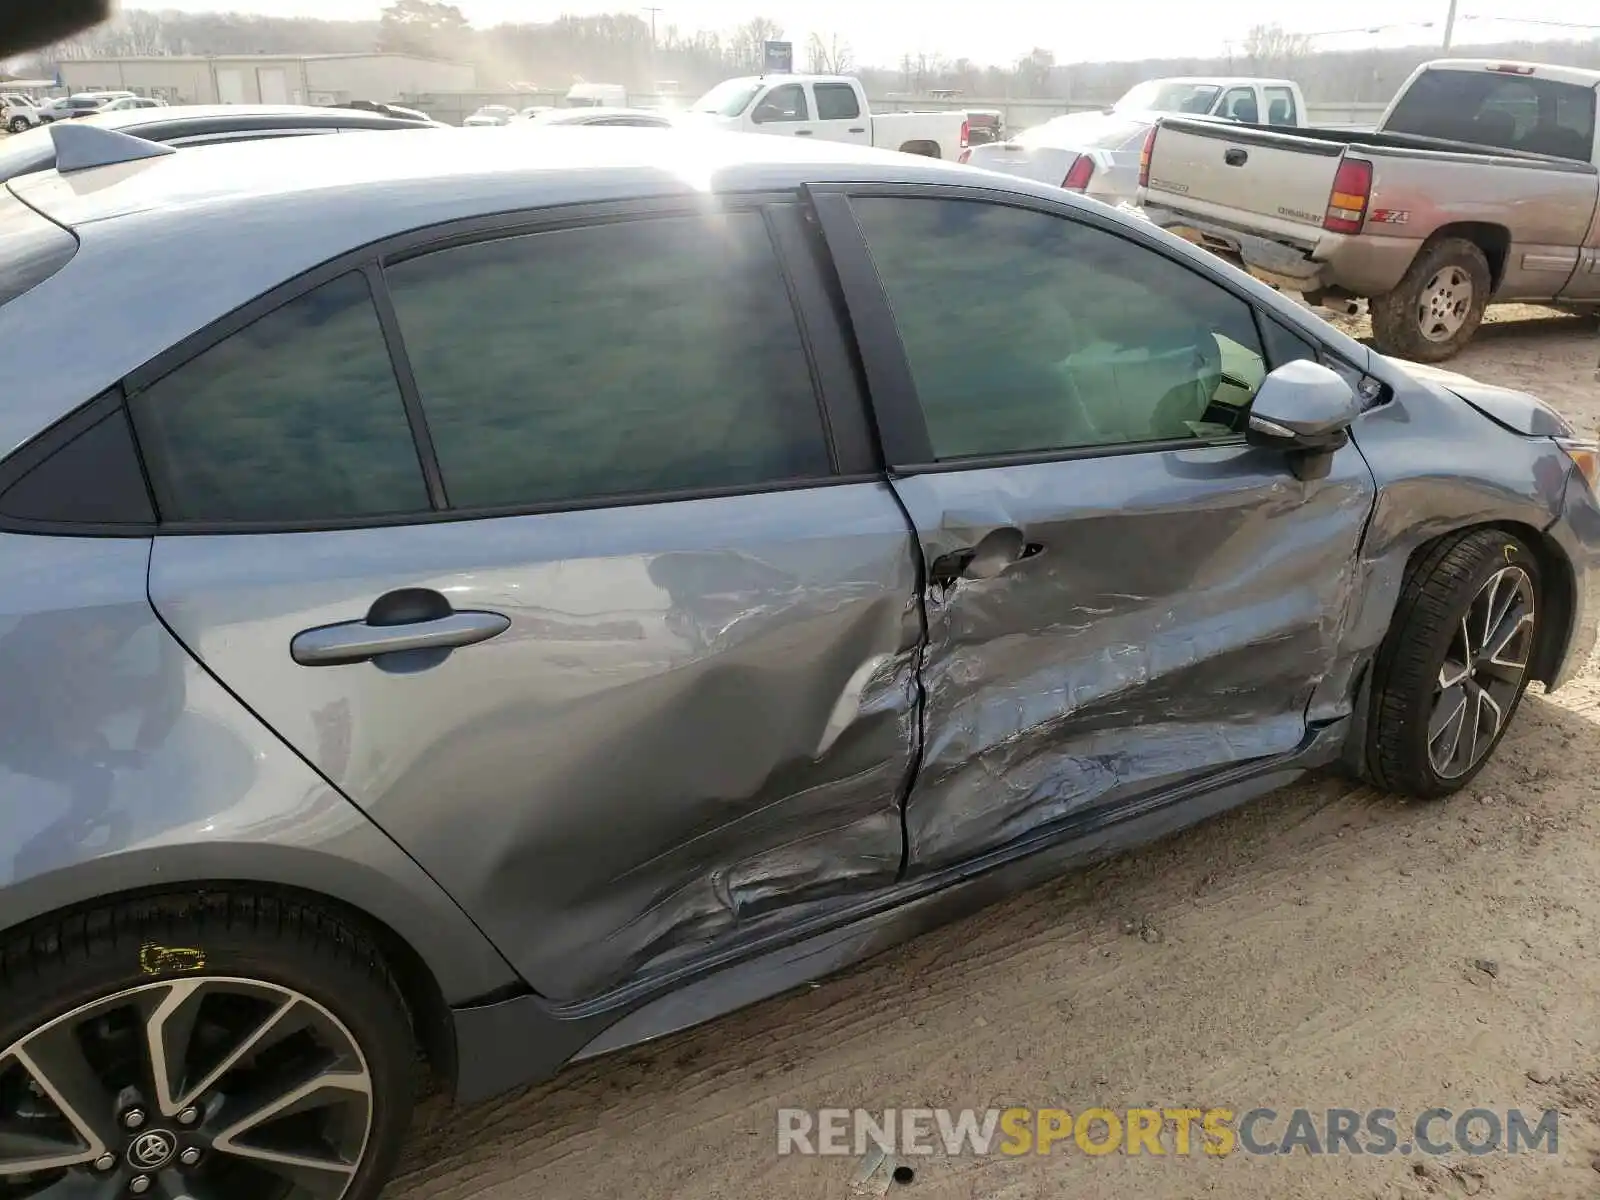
(0, 102, 443, 183)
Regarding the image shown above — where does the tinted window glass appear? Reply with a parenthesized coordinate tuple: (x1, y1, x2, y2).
(756, 84, 809, 122)
(1265, 87, 1298, 126)
(815, 83, 861, 121)
(386, 213, 831, 510)
(1260, 315, 1319, 369)
(1221, 87, 1258, 123)
(1385, 69, 1596, 161)
(853, 197, 1268, 460)
(130, 271, 428, 523)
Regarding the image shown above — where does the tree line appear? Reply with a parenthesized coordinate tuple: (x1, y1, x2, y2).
(22, 0, 1600, 103)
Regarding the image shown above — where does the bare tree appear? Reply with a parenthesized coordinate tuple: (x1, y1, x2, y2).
(727, 16, 783, 73)
(1013, 46, 1055, 96)
(1243, 23, 1312, 72)
(806, 31, 853, 75)
(379, 0, 471, 57)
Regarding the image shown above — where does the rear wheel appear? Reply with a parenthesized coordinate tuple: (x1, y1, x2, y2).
(0, 893, 415, 1200)
(6, 118, 28, 134)
(1366, 528, 1541, 797)
(1369, 237, 1491, 363)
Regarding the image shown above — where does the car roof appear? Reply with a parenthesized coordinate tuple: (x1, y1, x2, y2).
(2, 128, 1060, 457)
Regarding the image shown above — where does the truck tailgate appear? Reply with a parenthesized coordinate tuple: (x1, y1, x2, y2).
(1145, 119, 1346, 238)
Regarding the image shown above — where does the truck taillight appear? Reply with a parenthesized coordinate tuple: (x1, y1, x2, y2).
(960, 118, 970, 149)
(1062, 154, 1094, 191)
(1323, 157, 1372, 234)
(1138, 125, 1157, 188)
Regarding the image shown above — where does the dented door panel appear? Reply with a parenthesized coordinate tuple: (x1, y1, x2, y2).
(893, 442, 1376, 871)
(149, 483, 921, 1002)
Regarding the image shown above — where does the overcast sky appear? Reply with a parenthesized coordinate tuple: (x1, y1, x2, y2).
(131, 1, 1599, 68)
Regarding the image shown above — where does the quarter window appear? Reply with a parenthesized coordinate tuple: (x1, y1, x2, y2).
(129, 271, 429, 523)
(815, 83, 862, 121)
(384, 212, 831, 510)
(852, 197, 1271, 461)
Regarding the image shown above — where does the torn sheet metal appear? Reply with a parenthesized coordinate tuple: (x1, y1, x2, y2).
(890, 439, 1376, 870)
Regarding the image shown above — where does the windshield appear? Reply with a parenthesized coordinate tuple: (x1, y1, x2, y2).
(1113, 82, 1222, 115)
(692, 79, 762, 117)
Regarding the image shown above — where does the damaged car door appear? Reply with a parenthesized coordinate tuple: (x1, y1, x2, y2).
(815, 188, 1377, 871)
(137, 201, 921, 1003)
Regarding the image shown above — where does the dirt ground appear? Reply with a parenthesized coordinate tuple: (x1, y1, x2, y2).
(388, 307, 1600, 1200)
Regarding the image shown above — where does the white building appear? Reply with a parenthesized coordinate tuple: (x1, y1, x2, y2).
(57, 53, 475, 107)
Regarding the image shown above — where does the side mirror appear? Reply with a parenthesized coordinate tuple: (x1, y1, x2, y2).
(1246, 359, 1359, 481)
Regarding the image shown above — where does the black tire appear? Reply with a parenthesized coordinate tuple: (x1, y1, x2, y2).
(6, 117, 28, 134)
(1368, 237, 1491, 363)
(0, 891, 416, 1200)
(1366, 528, 1541, 798)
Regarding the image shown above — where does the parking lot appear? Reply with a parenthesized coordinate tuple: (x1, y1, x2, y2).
(376, 308, 1600, 1200)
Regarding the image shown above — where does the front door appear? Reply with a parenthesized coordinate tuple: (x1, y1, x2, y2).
(749, 81, 817, 140)
(133, 199, 918, 1003)
(815, 188, 1377, 871)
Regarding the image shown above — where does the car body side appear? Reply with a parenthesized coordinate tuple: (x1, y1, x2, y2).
(0, 130, 1595, 1105)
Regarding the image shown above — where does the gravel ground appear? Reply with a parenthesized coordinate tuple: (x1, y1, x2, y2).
(387, 306, 1600, 1200)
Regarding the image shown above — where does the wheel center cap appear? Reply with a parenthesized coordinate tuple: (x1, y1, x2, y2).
(128, 1128, 178, 1170)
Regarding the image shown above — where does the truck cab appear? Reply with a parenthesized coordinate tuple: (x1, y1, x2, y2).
(1112, 76, 1308, 128)
(687, 74, 971, 159)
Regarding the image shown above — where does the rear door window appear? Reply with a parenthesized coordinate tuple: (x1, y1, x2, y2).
(815, 83, 862, 121)
(384, 211, 832, 510)
(1264, 87, 1299, 126)
(1385, 69, 1597, 161)
(129, 271, 429, 523)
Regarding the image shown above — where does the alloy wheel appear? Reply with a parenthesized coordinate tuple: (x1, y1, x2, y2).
(0, 977, 373, 1200)
(1417, 266, 1474, 343)
(1428, 564, 1536, 780)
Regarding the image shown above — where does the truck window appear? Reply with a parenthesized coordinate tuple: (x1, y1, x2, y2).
(1219, 88, 1258, 123)
(1385, 69, 1597, 162)
(1264, 87, 1298, 126)
(753, 83, 809, 123)
(814, 83, 861, 121)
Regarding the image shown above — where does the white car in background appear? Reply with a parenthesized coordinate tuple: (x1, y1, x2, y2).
(464, 104, 518, 127)
(2, 93, 41, 133)
(960, 113, 1156, 210)
(98, 96, 166, 113)
(522, 106, 676, 128)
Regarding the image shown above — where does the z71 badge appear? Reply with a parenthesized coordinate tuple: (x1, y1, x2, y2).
(1369, 209, 1411, 224)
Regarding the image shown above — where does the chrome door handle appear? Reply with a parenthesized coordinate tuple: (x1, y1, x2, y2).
(849, 126, 865, 133)
(292, 610, 510, 666)
(794, 129, 813, 136)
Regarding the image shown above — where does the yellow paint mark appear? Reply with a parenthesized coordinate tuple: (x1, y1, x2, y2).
(140, 943, 207, 976)
(1505, 544, 1517, 564)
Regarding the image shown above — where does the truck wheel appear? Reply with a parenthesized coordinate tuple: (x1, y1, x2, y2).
(1368, 238, 1490, 363)
(7, 117, 28, 134)
(1365, 528, 1541, 798)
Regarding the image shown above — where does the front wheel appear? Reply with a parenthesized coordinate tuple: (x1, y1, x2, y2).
(0, 893, 416, 1200)
(1366, 528, 1541, 797)
(6, 117, 29, 134)
(1368, 237, 1491, 363)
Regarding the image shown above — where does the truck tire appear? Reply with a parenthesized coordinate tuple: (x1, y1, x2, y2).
(1365, 528, 1541, 798)
(7, 117, 28, 134)
(1368, 237, 1490, 363)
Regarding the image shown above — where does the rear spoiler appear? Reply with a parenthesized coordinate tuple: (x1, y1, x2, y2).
(49, 122, 176, 174)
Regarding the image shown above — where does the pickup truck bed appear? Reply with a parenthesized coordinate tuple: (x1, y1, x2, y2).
(1137, 59, 1600, 362)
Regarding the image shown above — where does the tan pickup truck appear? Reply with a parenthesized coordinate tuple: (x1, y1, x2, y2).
(1137, 59, 1600, 361)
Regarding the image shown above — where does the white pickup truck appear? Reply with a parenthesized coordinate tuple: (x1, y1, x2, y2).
(685, 74, 971, 159)
(961, 75, 1310, 209)
(2, 93, 42, 134)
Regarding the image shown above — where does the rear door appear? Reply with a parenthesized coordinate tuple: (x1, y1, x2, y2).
(810, 81, 872, 146)
(810, 185, 1376, 872)
(134, 197, 919, 1004)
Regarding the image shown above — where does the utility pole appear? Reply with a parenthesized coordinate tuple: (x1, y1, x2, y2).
(642, 6, 662, 47)
(1442, 0, 1459, 50)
